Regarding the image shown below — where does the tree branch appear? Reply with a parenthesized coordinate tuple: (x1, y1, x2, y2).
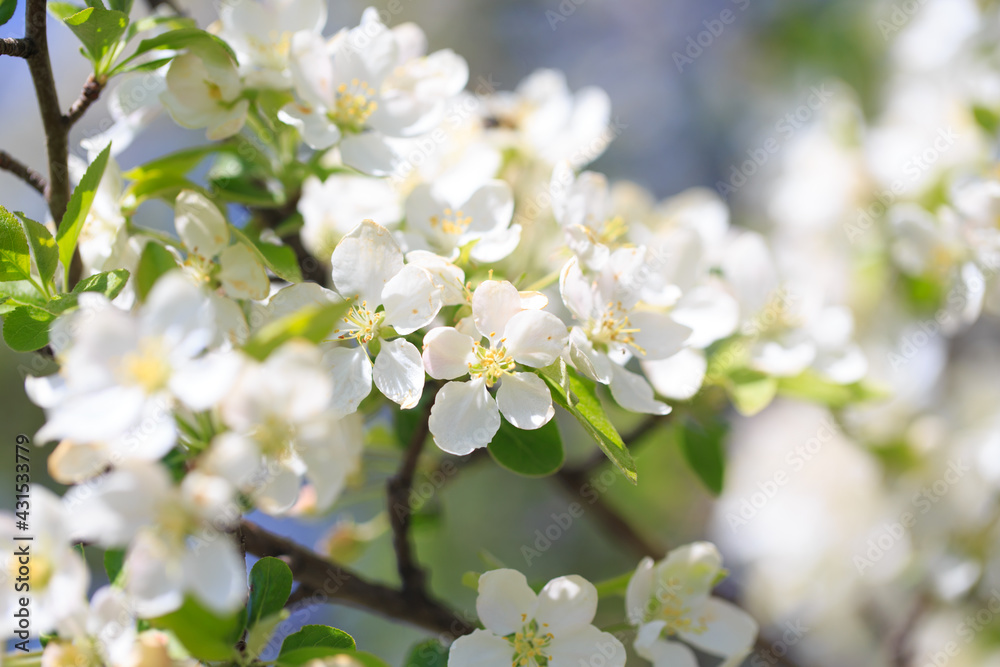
(0, 149, 48, 196)
(64, 73, 104, 126)
(0, 37, 35, 58)
(387, 399, 433, 593)
(240, 519, 472, 637)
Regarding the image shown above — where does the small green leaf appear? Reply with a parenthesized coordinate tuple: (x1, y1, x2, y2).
(135, 242, 179, 302)
(230, 226, 302, 283)
(247, 557, 293, 628)
(404, 639, 449, 667)
(777, 369, 886, 409)
(107, 0, 132, 14)
(149, 597, 243, 662)
(0, 0, 16, 27)
(48, 2, 84, 21)
(103, 548, 125, 586)
(538, 359, 637, 484)
(124, 144, 230, 183)
(15, 213, 58, 288)
(57, 143, 111, 286)
(677, 417, 727, 496)
(973, 105, 1000, 135)
(487, 418, 564, 477)
(278, 625, 355, 663)
(245, 610, 288, 660)
(2, 305, 55, 352)
(725, 367, 778, 416)
(57, 6, 129, 68)
(0, 281, 49, 314)
(0, 206, 33, 284)
(115, 27, 237, 74)
(72, 268, 129, 300)
(242, 300, 349, 361)
(125, 14, 195, 43)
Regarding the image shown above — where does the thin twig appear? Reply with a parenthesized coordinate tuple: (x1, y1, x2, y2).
(240, 519, 472, 637)
(145, 0, 187, 15)
(0, 37, 35, 58)
(64, 74, 104, 126)
(0, 149, 47, 196)
(387, 399, 433, 593)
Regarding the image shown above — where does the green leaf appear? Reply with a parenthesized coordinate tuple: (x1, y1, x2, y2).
(242, 300, 349, 361)
(72, 269, 129, 300)
(488, 418, 564, 477)
(103, 548, 125, 586)
(57, 6, 129, 67)
(122, 173, 199, 210)
(0, 206, 33, 284)
(230, 226, 302, 283)
(208, 152, 283, 207)
(116, 27, 237, 74)
(149, 597, 242, 662)
(404, 640, 449, 667)
(47, 2, 82, 21)
(278, 625, 355, 663)
(134, 242, 179, 302)
(0, 0, 16, 27)
(107, 0, 132, 14)
(57, 143, 111, 286)
(0, 281, 49, 314)
(15, 213, 58, 288)
(2, 305, 55, 352)
(245, 610, 288, 659)
(247, 557, 293, 628)
(973, 105, 1000, 135)
(725, 368, 778, 416)
(125, 14, 195, 43)
(677, 417, 727, 495)
(777, 369, 886, 409)
(124, 144, 230, 183)
(538, 359, 637, 484)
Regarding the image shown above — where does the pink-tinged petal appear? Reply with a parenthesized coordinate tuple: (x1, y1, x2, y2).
(331, 219, 404, 305)
(381, 264, 442, 333)
(472, 280, 521, 345)
(477, 569, 538, 636)
(448, 629, 513, 667)
(496, 372, 554, 430)
(373, 338, 425, 408)
(608, 363, 671, 416)
(428, 379, 499, 455)
(502, 310, 568, 368)
(546, 625, 627, 667)
(677, 597, 758, 661)
(422, 327, 475, 380)
(535, 575, 598, 634)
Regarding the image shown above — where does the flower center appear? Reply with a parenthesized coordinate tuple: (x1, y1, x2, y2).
(589, 304, 644, 355)
(508, 619, 553, 667)
(42, 641, 99, 667)
(330, 78, 378, 133)
(646, 577, 710, 636)
(120, 338, 171, 394)
(577, 215, 628, 247)
(253, 414, 296, 461)
(429, 208, 473, 236)
(334, 302, 385, 344)
(468, 341, 516, 387)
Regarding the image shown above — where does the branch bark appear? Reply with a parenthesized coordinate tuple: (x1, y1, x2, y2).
(0, 149, 48, 196)
(386, 400, 433, 593)
(240, 519, 472, 637)
(0, 37, 35, 58)
(64, 73, 104, 126)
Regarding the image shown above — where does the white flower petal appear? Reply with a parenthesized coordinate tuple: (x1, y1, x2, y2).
(428, 378, 500, 455)
(448, 629, 513, 667)
(219, 243, 270, 301)
(625, 557, 656, 625)
(374, 338, 425, 408)
(278, 102, 341, 150)
(331, 219, 404, 305)
(628, 311, 691, 360)
(535, 575, 599, 634)
(671, 284, 740, 349)
(255, 463, 303, 515)
(634, 625, 698, 667)
(502, 310, 568, 368)
(124, 532, 185, 618)
(340, 133, 401, 177)
(174, 190, 228, 258)
(381, 264, 442, 333)
(472, 280, 521, 345)
(422, 327, 475, 380)
(547, 626, 627, 667)
(183, 536, 248, 615)
(476, 569, 538, 636)
(678, 597, 758, 661)
(641, 348, 707, 401)
(322, 345, 374, 417)
(608, 363, 670, 416)
(496, 372, 554, 430)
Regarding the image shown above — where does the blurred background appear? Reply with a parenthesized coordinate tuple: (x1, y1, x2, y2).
(4, 0, 994, 665)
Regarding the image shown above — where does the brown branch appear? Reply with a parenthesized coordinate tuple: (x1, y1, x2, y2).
(240, 519, 472, 637)
(0, 149, 47, 196)
(64, 74, 104, 126)
(145, 0, 187, 15)
(0, 37, 35, 58)
(387, 399, 433, 593)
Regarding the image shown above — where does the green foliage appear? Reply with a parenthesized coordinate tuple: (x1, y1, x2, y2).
(72, 268, 129, 299)
(725, 367, 778, 417)
(677, 416, 728, 496)
(538, 359, 637, 484)
(57, 143, 111, 287)
(57, 5, 129, 71)
(149, 597, 243, 662)
(135, 242, 179, 302)
(2, 305, 55, 352)
(777, 370, 885, 409)
(247, 557, 293, 628)
(103, 548, 125, 586)
(403, 640, 449, 667)
(0, 0, 15, 29)
(276, 625, 361, 666)
(229, 226, 303, 283)
(16, 213, 59, 288)
(242, 300, 349, 361)
(487, 418, 564, 477)
(0, 206, 33, 284)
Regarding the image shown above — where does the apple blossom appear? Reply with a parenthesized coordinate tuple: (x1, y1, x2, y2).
(161, 51, 249, 141)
